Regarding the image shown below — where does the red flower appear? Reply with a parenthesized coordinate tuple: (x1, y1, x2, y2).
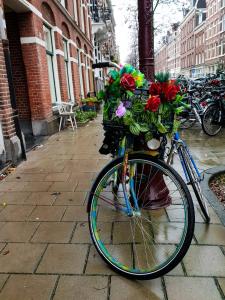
(165, 84, 180, 101)
(145, 96, 161, 112)
(108, 77, 114, 84)
(149, 82, 161, 96)
(120, 74, 136, 91)
(149, 81, 180, 102)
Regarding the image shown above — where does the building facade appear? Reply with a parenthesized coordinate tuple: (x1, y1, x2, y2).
(155, 29, 181, 78)
(180, 8, 196, 77)
(154, 0, 225, 78)
(194, 20, 206, 77)
(155, 45, 168, 74)
(0, 0, 95, 165)
(205, 0, 225, 73)
(90, 0, 117, 91)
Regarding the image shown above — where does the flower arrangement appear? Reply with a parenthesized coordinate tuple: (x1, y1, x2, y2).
(101, 65, 186, 141)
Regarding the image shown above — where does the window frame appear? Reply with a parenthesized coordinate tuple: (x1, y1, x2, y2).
(43, 24, 58, 104)
(63, 38, 72, 101)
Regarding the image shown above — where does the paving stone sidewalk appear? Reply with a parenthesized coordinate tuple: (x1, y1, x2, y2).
(0, 119, 225, 300)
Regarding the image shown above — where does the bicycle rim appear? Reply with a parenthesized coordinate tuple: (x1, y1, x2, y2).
(180, 147, 210, 223)
(88, 154, 194, 279)
(202, 106, 222, 136)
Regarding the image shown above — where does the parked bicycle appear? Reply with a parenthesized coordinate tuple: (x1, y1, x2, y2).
(202, 89, 225, 136)
(87, 63, 209, 280)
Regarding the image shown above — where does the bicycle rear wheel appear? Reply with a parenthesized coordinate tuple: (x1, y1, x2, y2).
(202, 105, 222, 136)
(87, 153, 195, 280)
(179, 147, 210, 223)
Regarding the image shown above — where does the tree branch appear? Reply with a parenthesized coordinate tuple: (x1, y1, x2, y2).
(153, 0, 161, 13)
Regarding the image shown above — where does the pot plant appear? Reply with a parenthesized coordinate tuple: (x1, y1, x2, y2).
(81, 97, 102, 112)
(81, 97, 98, 111)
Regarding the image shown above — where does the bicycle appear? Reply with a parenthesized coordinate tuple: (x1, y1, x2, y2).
(86, 62, 199, 279)
(167, 132, 210, 223)
(87, 127, 195, 279)
(178, 90, 204, 129)
(202, 89, 225, 136)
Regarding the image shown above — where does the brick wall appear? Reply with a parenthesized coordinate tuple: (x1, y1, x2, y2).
(5, 12, 31, 121)
(1, 0, 94, 136)
(19, 12, 52, 121)
(0, 40, 16, 139)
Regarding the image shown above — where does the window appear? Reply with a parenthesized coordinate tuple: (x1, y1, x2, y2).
(44, 25, 58, 103)
(63, 39, 71, 100)
(73, 0, 78, 23)
(59, 0, 68, 9)
(77, 49, 84, 98)
(222, 14, 225, 31)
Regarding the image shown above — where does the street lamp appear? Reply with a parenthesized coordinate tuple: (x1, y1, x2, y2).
(138, 0, 155, 81)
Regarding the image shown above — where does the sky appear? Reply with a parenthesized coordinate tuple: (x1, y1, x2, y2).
(111, 0, 189, 64)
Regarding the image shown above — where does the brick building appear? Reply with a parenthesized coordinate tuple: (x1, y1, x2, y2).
(155, 45, 168, 74)
(180, 8, 196, 77)
(155, 0, 207, 78)
(0, 0, 94, 165)
(194, 20, 206, 77)
(205, 0, 225, 73)
(155, 29, 181, 78)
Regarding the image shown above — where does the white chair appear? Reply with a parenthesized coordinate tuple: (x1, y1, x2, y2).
(58, 102, 77, 132)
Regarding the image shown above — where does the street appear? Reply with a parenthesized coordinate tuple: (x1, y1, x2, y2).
(0, 120, 224, 299)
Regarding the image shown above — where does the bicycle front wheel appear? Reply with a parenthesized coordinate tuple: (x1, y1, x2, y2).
(87, 154, 195, 280)
(202, 105, 222, 136)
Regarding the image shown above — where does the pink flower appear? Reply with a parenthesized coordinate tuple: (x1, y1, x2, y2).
(116, 103, 126, 118)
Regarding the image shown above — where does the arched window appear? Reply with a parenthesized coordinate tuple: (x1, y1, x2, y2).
(41, 2, 55, 25)
(62, 22, 70, 39)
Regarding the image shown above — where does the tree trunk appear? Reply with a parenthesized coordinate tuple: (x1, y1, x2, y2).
(138, 0, 155, 81)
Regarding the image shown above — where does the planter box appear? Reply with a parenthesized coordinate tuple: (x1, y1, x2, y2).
(82, 104, 96, 112)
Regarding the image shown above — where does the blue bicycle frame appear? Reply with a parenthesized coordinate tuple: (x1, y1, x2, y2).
(174, 132, 202, 183)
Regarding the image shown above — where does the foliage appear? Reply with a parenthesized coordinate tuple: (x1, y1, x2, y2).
(81, 97, 100, 104)
(85, 111, 97, 120)
(101, 65, 186, 140)
(75, 110, 97, 122)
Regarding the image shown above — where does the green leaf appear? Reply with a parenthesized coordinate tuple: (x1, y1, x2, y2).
(129, 124, 140, 135)
(126, 90, 134, 97)
(175, 107, 184, 115)
(139, 123, 149, 132)
(157, 122, 167, 134)
(145, 131, 153, 142)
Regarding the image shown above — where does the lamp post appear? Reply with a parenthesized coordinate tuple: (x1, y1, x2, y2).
(138, 0, 155, 81)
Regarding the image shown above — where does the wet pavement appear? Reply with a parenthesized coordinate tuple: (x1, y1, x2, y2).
(0, 118, 224, 299)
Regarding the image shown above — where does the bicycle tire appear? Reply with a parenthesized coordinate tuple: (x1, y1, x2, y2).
(202, 105, 222, 136)
(87, 153, 195, 280)
(179, 147, 210, 223)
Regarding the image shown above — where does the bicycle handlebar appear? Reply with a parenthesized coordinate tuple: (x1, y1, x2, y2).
(92, 62, 120, 70)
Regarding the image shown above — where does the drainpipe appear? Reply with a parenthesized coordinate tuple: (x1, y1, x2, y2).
(2, 39, 27, 160)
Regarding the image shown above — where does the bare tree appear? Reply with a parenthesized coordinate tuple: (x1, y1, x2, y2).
(124, 0, 189, 64)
